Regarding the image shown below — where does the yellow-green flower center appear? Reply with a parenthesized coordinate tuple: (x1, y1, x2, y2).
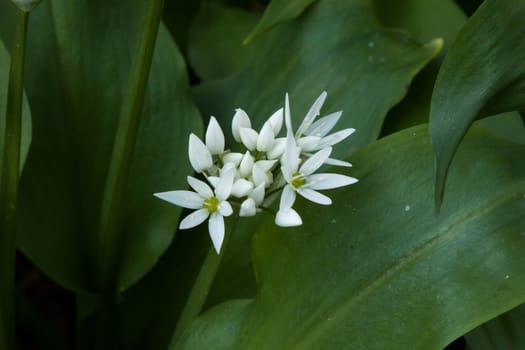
(203, 196, 220, 213)
(291, 172, 306, 189)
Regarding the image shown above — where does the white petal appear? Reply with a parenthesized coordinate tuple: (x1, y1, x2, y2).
(215, 166, 235, 201)
(299, 147, 332, 175)
(205, 116, 225, 155)
(275, 208, 303, 227)
(267, 137, 286, 159)
(307, 173, 358, 190)
(317, 128, 356, 149)
(231, 178, 254, 197)
(305, 111, 342, 137)
(252, 163, 268, 187)
(222, 152, 243, 167)
(250, 182, 266, 206)
(268, 108, 283, 136)
(298, 187, 332, 205)
(279, 185, 296, 211)
(232, 108, 251, 142)
(207, 176, 220, 188)
(255, 159, 277, 173)
(239, 198, 256, 217)
(297, 136, 321, 152)
(239, 127, 259, 151)
(187, 176, 213, 198)
(154, 190, 204, 209)
(189, 134, 213, 173)
(257, 121, 275, 152)
(282, 133, 300, 178)
(179, 208, 209, 229)
(284, 93, 293, 133)
(219, 201, 233, 216)
(323, 157, 352, 167)
(220, 162, 237, 175)
(239, 151, 255, 178)
(296, 91, 327, 137)
(208, 213, 225, 254)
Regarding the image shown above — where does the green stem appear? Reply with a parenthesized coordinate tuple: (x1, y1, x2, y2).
(0, 9, 29, 350)
(97, 0, 165, 294)
(168, 234, 231, 348)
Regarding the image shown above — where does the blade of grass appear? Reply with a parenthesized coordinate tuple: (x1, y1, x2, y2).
(0, 8, 29, 350)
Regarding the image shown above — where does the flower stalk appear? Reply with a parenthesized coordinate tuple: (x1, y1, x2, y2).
(168, 239, 229, 348)
(0, 8, 29, 350)
(97, 0, 165, 294)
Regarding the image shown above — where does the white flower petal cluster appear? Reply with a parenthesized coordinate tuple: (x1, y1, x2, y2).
(155, 92, 358, 254)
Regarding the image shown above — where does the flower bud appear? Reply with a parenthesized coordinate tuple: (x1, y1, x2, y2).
(205, 116, 225, 155)
(188, 134, 213, 173)
(232, 108, 251, 142)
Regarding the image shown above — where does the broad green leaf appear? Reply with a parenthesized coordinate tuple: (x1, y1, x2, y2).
(430, 0, 525, 207)
(176, 125, 525, 350)
(243, 0, 317, 44)
(192, 0, 441, 161)
(475, 112, 525, 146)
(0, 0, 202, 293)
(374, 0, 466, 134)
(190, 0, 441, 309)
(162, 1, 201, 57)
(374, 0, 465, 47)
(115, 224, 211, 350)
(174, 300, 253, 350)
(466, 303, 525, 350)
(189, 2, 260, 80)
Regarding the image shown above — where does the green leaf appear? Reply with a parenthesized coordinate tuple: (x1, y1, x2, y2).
(192, 0, 441, 160)
(174, 300, 253, 350)
(188, 2, 260, 80)
(0, 0, 202, 293)
(430, 0, 525, 208)
(243, 0, 317, 44)
(466, 303, 525, 350)
(374, 0, 466, 134)
(176, 125, 525, 350)
(189, 0, 441, 309)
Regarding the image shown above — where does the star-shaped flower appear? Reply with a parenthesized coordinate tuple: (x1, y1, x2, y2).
(285, 92, 355, 167)
(275, 132, 358, 227)
(154, 167, 235, 253)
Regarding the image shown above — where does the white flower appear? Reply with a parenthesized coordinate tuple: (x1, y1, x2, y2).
(232, 109, 251, 142)
(275, 132, 358, 227)
(285, 92, 355, 167)
(154, 168, 235, 253)
(238, 109, 284, 155)
(188, 133, 213, 173)
(205, 116, 225, 155)
(239, 182, 266, 217)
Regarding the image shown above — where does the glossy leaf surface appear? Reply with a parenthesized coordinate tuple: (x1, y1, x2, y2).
(466, 303, 525, 350)
(0, 0, 202, 293)
(430, 0, 525, 207)
(176, 125, 525, 350)
(243, 0, 317, 44)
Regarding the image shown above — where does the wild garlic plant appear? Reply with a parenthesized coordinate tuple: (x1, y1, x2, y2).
(155, 92, 358, 253)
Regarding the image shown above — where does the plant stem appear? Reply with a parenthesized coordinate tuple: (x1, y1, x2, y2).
(0, 9, 29, 350)
(168, 233, 232, 348)
(97, 0, 165, 294)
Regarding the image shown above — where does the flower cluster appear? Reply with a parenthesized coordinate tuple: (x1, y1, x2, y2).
(154, 92, 358, 253)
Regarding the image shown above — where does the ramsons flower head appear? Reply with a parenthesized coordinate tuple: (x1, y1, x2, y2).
(155, 92, 358, 253)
